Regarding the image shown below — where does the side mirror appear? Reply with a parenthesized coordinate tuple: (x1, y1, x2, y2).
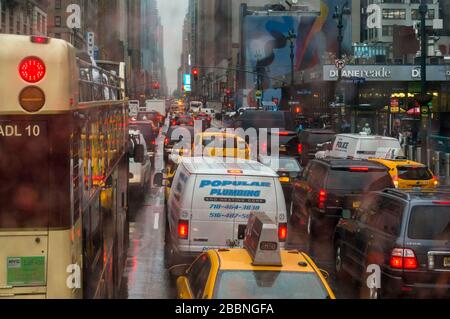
(170, 264, 190, 278)
(134, 144, 145, 163)
(342, 209, 352, 220)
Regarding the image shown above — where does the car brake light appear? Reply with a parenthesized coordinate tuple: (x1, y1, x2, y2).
(318, 189, 327, 209)
(432, 176, 440, 187)
(393, 175, 399, 188)
(349, 167, 369, 172)
(178, 220, 189, 240)
(19, 57, 46, 83)
(298, 144, 303, 154)
(164, 137, 169, 146)
(278, 223, 287, 242)
(390, 248, 418, 270)
(433, 201, 450, 205)
(277, 131, 290, 136)
(30, 36, 49, 44)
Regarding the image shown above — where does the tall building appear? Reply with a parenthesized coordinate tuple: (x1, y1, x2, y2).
(0, 0, 48, 36)
(140, 0, 167, 98)
(46, 0, 98, 49)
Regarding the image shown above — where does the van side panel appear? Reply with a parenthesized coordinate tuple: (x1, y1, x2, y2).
(189, 175, 236, 252)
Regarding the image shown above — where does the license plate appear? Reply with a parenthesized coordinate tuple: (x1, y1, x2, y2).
(444, 257, 450, 267)
(353, 201, 361, 209)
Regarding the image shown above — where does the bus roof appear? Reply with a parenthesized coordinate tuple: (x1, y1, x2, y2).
(180, 157, 278, 177)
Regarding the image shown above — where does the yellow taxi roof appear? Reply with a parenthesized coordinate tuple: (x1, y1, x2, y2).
(214, 249, 316, 273)
(369, 158, 426, 169)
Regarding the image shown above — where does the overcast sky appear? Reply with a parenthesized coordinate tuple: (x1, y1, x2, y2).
(158, 0, 189, 94)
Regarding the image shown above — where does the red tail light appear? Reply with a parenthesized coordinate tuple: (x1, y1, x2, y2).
(318, 189, 327, 209)
(172, 120, 177, 126)
(178, 220, 189, 240)
(298, 144, 303, 154)
(390, 248, 418, 270)
(277, 131, 290, 136)
(164, 137, 169, 146)
(433, 201, 450, 205)
(278, 223, 287, 242)
(19, 57, 46, 83)
(189, 121, 194, 126)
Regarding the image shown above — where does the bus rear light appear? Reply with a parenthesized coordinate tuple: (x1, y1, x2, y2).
(178, 220, 189, 240)
(19, 86, 45, 113)
(278, 223, 287, 242)
(19, 57, 46, 83)
(31, 36, 50, 44)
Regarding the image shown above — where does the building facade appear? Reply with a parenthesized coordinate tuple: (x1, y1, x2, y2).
(0, 0, 48, 36)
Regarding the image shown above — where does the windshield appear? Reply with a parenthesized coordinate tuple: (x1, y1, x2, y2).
(408, 206, 450, 240)
(327, 169, 394, 191)
(239, 113, 295, 130)
(214, 271, 329, 299)
(397, 166, 433, 180)
(305, 134, 336, 145)
(263, 158, 301, 172)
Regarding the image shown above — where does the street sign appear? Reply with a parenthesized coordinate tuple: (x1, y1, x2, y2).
(390, 99, 400, 113)
(335, 59, 346, 70)
(421, 105, 429, 118)
(255, 90, 263, 100)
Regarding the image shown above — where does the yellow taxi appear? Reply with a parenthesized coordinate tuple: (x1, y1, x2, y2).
(193, 132, 251, 160)
(369, 158, 439, 189)
(174, 213, 335, 300)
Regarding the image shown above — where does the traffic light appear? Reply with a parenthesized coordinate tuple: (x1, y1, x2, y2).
(192, 68, 199, 81)
(225, 88, 232, 96)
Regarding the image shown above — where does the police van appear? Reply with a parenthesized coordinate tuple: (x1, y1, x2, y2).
(316, 133, 404, 160)
(164, 157, 288, 266)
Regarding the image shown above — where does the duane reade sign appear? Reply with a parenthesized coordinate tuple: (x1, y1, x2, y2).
(324, 65, 449, 82)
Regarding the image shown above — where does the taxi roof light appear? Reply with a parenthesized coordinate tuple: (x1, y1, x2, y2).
(243, 212, 282, 267)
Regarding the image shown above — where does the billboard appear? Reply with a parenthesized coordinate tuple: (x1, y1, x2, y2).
(242, 0, 352, 91)
(183, 74, 192, 92)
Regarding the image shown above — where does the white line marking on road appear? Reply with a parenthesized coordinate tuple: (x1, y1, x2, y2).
(153, 213, 160, 230)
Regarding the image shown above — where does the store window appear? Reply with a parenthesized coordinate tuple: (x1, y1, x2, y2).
(382, 9, 406, 20)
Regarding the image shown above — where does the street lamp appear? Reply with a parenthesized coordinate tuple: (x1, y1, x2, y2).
(332, 2, 351, 132)
(286, 29, 297, 88)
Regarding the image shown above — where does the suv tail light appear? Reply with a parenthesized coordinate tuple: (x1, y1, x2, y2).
(298, 144, 303, 154)
(278, 223, 287, 242)
(390, 248, 418, 270)
(19, 57, 46, 83)
(318, 189, 327, 209)
(178, 220, 189, 240)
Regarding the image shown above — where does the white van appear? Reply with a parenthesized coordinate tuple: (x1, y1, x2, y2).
(316, 133, 404, 160)
(129, 130, 152, 195)
(164, 157, 288, 266)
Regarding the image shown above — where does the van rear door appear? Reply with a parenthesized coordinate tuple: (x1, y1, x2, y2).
(190, 175, 237, 249)
(233, 176, 280, 246)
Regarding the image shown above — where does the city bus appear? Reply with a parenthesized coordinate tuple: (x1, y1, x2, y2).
(0, 34, 130, 299)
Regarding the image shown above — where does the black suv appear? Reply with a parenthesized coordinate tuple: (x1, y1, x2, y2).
(290, 159, 394, 237)
(233, 111, 299, 157)
(334, 189, 450, 299)
(298, 129, 336, 166)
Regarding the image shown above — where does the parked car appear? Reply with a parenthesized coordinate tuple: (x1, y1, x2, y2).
(290, 158, 395, 236)
(298, 129, 336, 166)
(259, 155, 302, 208)
(233, 111, 300, 157)
(334, 189, 450, 299)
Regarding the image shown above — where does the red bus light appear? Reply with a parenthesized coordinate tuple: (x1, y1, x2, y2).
(178, 220, 189, 239)
(19, 57, 46, 83)
(31, 36, 50, 44)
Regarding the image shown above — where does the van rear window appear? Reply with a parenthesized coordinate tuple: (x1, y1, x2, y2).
(327, 168, 393, 191)
(408, 206, 450, 240)
(397, 166, 432, 181)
